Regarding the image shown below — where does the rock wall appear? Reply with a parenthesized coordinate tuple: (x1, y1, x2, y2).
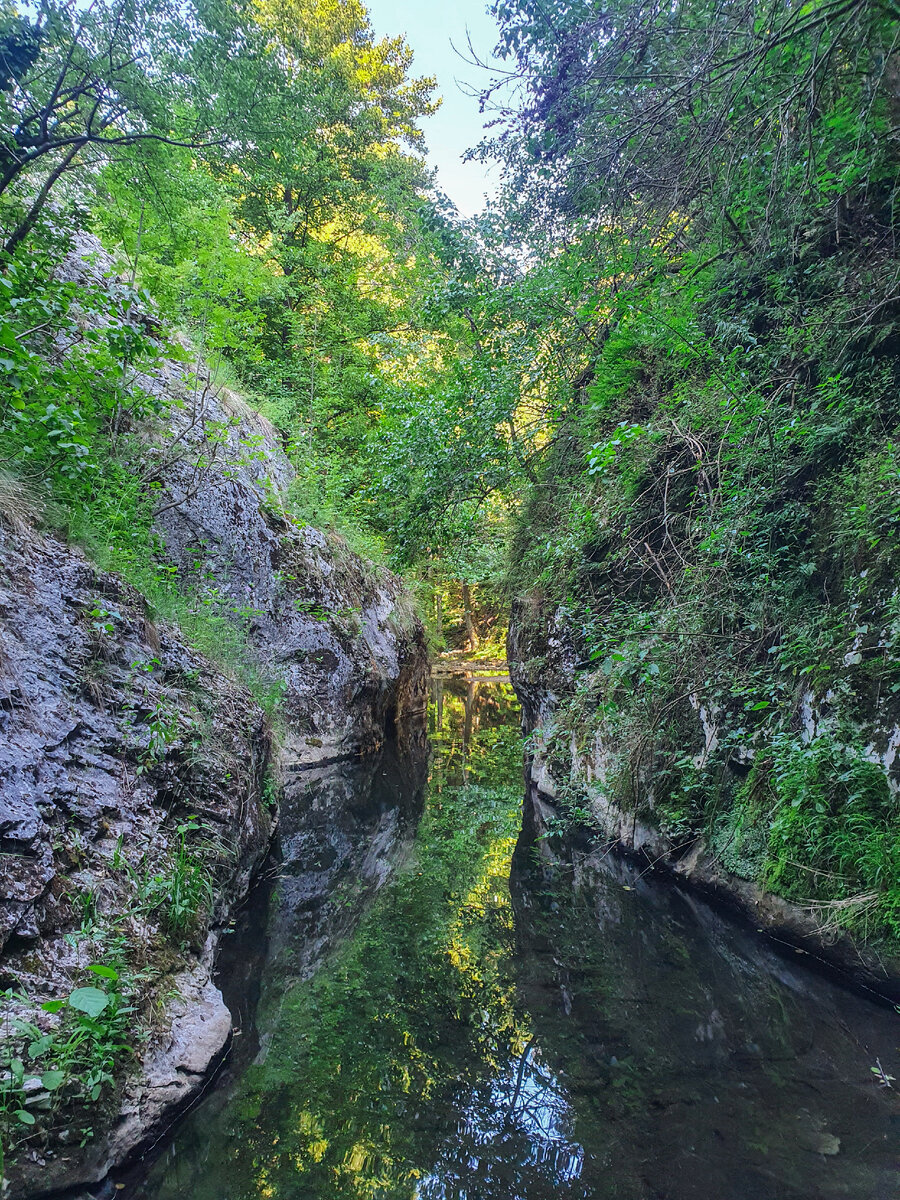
(0, 521, 275, 1194)
(0, 236, 429, 1195)
(508, 596, 900, 1001)
(59, 234, 429, 768)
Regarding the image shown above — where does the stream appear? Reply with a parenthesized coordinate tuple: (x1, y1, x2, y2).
(129, 677, 900, 1200)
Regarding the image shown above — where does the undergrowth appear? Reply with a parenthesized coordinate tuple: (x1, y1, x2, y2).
(0, 813, 225, 1169)
(512, 231, 900, 949)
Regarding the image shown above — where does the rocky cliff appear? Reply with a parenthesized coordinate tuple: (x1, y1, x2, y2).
(0, 237, 429, 1194)
(61, 235, 429, 768)
(0, 519, 275, 1194)
(508, 593, 900, 1000)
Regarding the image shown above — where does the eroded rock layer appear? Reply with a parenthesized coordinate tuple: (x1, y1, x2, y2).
(0, 522, 274, 1193)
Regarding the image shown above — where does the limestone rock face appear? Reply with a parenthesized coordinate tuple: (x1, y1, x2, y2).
(56, 233, 428, 766)
(0, 522, 274, 1195)
(0, 524, 273, 956)
(142, 374, 428, 764)
(508, 593, 900, 998)
(0, 234, 429, 1196)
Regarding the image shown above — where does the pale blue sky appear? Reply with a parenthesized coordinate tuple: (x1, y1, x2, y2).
(365, 0, 504, 217)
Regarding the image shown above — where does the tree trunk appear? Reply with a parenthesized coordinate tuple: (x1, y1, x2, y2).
(461, 582, 479, 652)
(3, 144, 82, 256)
(434, 588, 444, 643)
(463, 681, 480, 779)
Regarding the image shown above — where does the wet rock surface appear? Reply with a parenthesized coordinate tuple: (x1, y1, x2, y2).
(0, 522, 274, 1195)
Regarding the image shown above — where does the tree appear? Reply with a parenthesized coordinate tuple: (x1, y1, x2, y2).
(0, 0, 226, 253)
(484, 0, 899, 255)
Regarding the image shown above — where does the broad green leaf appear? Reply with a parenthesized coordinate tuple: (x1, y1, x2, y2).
(87, 964, 119, 982)
(68, 987, 109, 1017)
(28, 1035, 53, 1058)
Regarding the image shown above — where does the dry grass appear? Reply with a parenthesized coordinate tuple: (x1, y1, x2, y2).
(804, 891, 882, 939)
(0, 466, 45, 534)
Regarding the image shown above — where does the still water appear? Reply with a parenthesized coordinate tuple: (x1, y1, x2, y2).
(133, 678, 900, 1200)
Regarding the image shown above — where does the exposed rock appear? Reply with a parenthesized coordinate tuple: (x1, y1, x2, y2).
(11, 960, 233, 1197)
(55, 234, 429, 767)
(141, 374, 428, 765)
(0, 233, 429, 1196)
(0, 521, 274, 1196)
(508, 595, 900, 1000)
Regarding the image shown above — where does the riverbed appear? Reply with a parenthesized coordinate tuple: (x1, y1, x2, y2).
(129, 677, 900, 1200)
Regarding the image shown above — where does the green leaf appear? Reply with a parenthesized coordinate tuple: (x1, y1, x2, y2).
(87, 964, 119, 982)
(41, 1070, 65, 1092)
(68, 987, 109, 1017)
(41, 1000, 64, 1013)
(14, 1109, 35, 1125)
(28, 1035, 53, 1058)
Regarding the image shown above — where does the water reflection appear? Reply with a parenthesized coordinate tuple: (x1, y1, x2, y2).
(509, 822, 900, 1199)
(131, 678, 525, 1200)
(270, 742, 427, 984)
(130, 681, 900, 1200)
(416, 1042, 584, 1200)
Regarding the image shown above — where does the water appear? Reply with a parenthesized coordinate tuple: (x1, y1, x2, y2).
(130, 678, 900, 1200)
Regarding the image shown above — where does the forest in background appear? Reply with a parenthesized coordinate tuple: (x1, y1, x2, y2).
(3, 0, 900, 942)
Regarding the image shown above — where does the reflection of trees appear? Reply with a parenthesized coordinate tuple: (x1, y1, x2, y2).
(139, 681, 531, 1200)
(430, 678, 521, 788)
(416, 1040, 586, 1200)
(506, 821, 900, 1200)
(144, 688, 900, 1200)
(231, 790, 528, 1199)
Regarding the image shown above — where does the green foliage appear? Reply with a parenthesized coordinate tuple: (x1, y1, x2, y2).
(0, 809, 231, 1171)
(128, 818, 218, 938)
(0, 966, 133, 1169)
(765, 734, 900, 934)
(0, 248, 164, 485)
(460, 0, 900, 949)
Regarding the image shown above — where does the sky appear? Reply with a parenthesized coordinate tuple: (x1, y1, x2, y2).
(365, 0, 505, 217)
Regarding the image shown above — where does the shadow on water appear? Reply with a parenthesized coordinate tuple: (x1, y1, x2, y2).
(126, 679, 899, 1200)
(508, 823, 900, 1199)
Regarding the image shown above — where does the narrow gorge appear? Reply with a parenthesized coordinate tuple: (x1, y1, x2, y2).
(2, 0, 900, 1196)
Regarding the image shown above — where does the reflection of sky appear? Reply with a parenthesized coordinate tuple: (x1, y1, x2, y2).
(415, 1044, 584, 1198)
